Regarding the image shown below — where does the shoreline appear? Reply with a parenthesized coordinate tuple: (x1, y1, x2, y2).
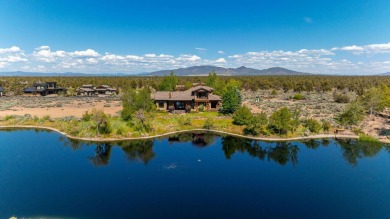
(2, 124, 387, 143)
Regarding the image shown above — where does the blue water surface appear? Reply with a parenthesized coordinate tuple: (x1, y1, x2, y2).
(0, 129, 389, 219)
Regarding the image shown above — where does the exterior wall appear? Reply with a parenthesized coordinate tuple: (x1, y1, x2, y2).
(156, 101, 167, 110)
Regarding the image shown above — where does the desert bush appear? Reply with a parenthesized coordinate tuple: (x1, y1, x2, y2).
(292, 93, 305, 100)
(233, 106, 253, 125)
(333, 92, 350, 103)
(321, 119, 332, 132)
(336, 101, 365, 126)
(304, 118, 322, 133)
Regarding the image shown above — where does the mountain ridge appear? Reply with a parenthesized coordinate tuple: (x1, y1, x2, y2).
(147, 65, 311, 76)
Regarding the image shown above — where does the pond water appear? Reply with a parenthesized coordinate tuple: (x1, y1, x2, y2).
(0, 129, 390, 219)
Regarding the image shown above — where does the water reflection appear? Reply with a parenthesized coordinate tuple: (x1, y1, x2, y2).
(117, 140, 155, 164)
(335, 139, 383, 166)
(89, 143, 112, 166)
(221, 136, 299, 165)
(56, 132, 389, 167)
(168, 132, 215, 147)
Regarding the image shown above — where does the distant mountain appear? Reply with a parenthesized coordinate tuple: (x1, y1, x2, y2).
(379, 72, 390, 76)
(0, 71, 146, 77)
(148, 65, 311, 76)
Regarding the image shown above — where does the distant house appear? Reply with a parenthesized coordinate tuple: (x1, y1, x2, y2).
(152, 85, 221, 112)
(23, 82, 66, 96)
(0, 86, 4, 96)
(76, 85, 117, 96)
(95, 85, 117, 95)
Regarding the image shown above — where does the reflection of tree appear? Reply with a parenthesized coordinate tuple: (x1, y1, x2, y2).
(59, 136, 83, 150)
(267, 142, 299, 166)
(118, 140, 155, 164)
(221, 136, 299, 166)
(89, 143, 112, 166)
(168, 132, 215, 147)
(302, 139, 321, 150)
(335, 139, 383, 166)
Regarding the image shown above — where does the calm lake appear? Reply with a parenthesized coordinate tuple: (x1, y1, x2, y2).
(0, 129, 390, 219)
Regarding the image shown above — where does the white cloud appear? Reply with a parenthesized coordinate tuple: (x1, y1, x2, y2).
(177, 55, 201, 62)
(0, 46, 22, 54)
(71, 49, 100, 57)
(1, 44, 390, 74)
(195, 48, 207, 51)
(215, 58, 226, 63)
(335, 42, 390, 54)
(218, 50, 225, 54)
(0, 46, 27, 67)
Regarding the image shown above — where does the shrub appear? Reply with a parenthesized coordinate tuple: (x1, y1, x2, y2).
(203, 118, 214, 130)
(198, 104, 205, 112)
(185, 105, 192, 113)
(292, 93, 305, 100)
(333, 92, 350, 103)
(321, 119, 332, 132)
(269, 107, 292, 134)
(232, 106, 253, 125)
(336, 101, 365, 126)
(177, 116, 192, 126)
(82, 111, 93, 122)
(304, 118, 322, 133)
(244, 112, 268, 135)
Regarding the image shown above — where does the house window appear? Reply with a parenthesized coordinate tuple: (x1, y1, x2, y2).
(158, 102, 164, 108)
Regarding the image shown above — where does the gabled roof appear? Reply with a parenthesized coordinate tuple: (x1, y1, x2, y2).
(188, 85, 213, 92)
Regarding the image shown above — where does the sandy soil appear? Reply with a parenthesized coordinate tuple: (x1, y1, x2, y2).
(0, 96, 122, 118)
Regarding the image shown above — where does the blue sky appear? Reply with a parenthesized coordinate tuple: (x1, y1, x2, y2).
(1, 0, 390, 74)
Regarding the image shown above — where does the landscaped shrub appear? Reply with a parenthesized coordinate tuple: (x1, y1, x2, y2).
(198, 104, 205, 112)
(177, 116, 192, 126)
(185, 105, 192, 113)
(232, 106, 253, 125)
(203, 118, 214, 130)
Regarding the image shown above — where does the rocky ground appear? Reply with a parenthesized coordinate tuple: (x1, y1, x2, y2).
(0, 95, 122, 118)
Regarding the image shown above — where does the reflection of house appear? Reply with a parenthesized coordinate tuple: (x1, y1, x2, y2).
(0, 86, 3, 96)
(76, 85, 117, 96)
(23, 82, 66, 96)
(152, 85, 221, 111)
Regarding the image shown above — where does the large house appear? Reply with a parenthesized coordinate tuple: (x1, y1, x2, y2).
(152, 85, 222, 112)
(23, 82, 66, 96)
(76, 85, 117, 96)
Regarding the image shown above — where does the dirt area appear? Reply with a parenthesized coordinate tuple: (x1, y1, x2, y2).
(0, 96, 122, 118)
(242, 89, 352, 121)
(242, 89, 390, 140)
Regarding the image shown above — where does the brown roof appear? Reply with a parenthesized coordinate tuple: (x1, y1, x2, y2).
(152, 85, 221, 101)
(208, 94, 222, 101)
(153, 91, 193, 101)
(188, 85, 213, 92)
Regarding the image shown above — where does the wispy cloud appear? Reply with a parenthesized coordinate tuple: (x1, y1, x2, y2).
(218, 50, 225, 54)
(195, 47, 207, 51)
